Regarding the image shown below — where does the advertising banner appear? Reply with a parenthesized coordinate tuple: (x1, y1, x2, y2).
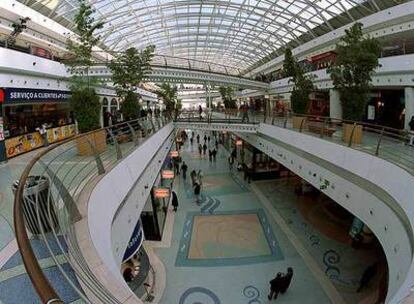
(5, 132, 44, 158)
(122, 220, 144, 263)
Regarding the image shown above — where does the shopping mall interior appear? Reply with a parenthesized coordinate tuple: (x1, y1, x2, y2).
(1, 0, 414, 303)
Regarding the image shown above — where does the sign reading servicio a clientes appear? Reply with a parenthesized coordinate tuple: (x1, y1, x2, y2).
(2, 88, 71, 104)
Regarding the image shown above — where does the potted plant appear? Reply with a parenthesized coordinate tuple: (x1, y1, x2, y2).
(108, 45, 155, 120)
(156, 83, 178, 118)
(64, 0, 106, 155)
(328, 23, 381, 144)
(282, 48, 315, 129)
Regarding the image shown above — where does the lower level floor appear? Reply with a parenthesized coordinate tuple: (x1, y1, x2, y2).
(146, 133, 386, 304)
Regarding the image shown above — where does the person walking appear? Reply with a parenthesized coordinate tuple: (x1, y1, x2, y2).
(204, 134, 207, 142)
(190, 136, 194, 145)
(228, 155, 234, 170)
(190, 170, 197, 186)
(268, 273, 283, 300)
(357, 263, 377, 293)
(208, 149, 212, 162)
(198, 105, 203, 120)
(208, 135, 211, 143)
(194, 182, 201, 205)
(280, 267, 293, 294)
(202, 143, 207, 155)
(197, 169, 203, 187)
(198, 144, 202, 155)
(181, 161, 188, 180)
(212, 149, 217, 162)
(171, 191, 179, 212)
(196, 134, 200, 143)
(409, 115, 414, 146)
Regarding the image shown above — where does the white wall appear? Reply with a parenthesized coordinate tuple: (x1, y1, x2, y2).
(241, 123, 414, 303)
(88, 123, 174, 288)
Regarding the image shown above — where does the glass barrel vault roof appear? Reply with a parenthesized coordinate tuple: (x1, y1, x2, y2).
(21, 0, 406, 74)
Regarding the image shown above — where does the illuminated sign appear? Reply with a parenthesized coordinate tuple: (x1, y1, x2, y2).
(161, 170, 174, 179)
(170, 151, 179, 157)
(154, 187, 170, 199)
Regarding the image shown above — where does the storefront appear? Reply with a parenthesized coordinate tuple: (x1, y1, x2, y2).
(0, 88, 75, 158)
(140, 153, 175, 241)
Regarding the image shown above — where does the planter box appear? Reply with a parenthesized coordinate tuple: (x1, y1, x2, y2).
(292, 116, 306, 129)
(342, 123, 363, 144)
(76, 129, 107, 156)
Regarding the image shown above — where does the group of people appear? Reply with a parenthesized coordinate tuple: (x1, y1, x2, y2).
(268, 267, 294, 301)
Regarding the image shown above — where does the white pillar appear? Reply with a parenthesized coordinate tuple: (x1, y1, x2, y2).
(329, 89, 342, 119)
(405, 87, 414, 130)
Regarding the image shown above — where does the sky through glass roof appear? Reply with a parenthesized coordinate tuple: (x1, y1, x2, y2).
(20, 0, 403, 73)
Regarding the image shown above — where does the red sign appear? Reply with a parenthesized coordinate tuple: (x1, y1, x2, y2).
(0, 89, 4, 104)
(161, 170, 175, 179)
(154, 187, 170, 199)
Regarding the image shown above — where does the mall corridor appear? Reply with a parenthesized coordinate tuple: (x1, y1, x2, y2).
(147, 131, 383, 304)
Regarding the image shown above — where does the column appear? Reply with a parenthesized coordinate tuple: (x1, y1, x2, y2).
(405, 87, 414, 130)
(329, 89, 342, 119)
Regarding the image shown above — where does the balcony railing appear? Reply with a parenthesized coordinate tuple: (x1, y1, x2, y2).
(13, 115, 171, 303)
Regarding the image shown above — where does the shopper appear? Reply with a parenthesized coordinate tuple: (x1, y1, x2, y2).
(174, 158, 180, 174)
(181, 161, 188, 180)
(357, 263, 377, 293)
(171, 191, 179, 212)
(280, 267, 293, 294)
(268, 273, 283, 300)
(190, 170, 197, 186)
(409, 116, 414, 146)
(228, 156, 234, 170)
(197, 134, 200, 143)
(198, 144, 202, 155)
(190, 136, 194, 145)
(208, 149, 212, 162)
(202, 143, 207, 155)
(197, 169, 203, 186)
(212, 149, 217, 162)
(198, 105, 203, 120)
(204, 134, 207, 142)
(194, 182, 201, 205)
(208, 135, 211, 143)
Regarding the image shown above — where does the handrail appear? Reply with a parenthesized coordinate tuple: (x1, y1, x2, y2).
(13, 115, 171, 303)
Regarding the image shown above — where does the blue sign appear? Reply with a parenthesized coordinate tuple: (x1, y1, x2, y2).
(122, 220, 144, 262)
(3, 88, 71, 104)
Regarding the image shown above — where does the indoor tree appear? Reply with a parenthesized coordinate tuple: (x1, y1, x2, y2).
(282, 48, 315, 114)
(156, 83, 178, 113)
(108, 45, 155, 120)
(328, 22, 381, 121)
(218, 86, 237, 109)
(65, 0, 104, 133)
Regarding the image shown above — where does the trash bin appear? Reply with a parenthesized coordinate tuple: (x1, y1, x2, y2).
(12, 176, 59, 235)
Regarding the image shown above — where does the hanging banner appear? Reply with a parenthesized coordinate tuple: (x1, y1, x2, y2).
(122, 220, 144, 263)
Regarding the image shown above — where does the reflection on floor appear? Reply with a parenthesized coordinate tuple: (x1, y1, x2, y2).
(152, 134, 335, 304)
(255, 178, 386, 304)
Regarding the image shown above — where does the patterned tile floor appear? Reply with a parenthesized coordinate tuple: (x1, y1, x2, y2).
(154, 134, 334, 304)
(0, 150, 82, 304)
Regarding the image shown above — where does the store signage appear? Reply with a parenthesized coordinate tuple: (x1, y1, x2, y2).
(122, 220, 144, 263)
(0, 89, 4, 104)
(3, 88, 71, 104)
(161, 170, 175, 179)
(154, 187, 170, 199)
(170, 151, 179, 157)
